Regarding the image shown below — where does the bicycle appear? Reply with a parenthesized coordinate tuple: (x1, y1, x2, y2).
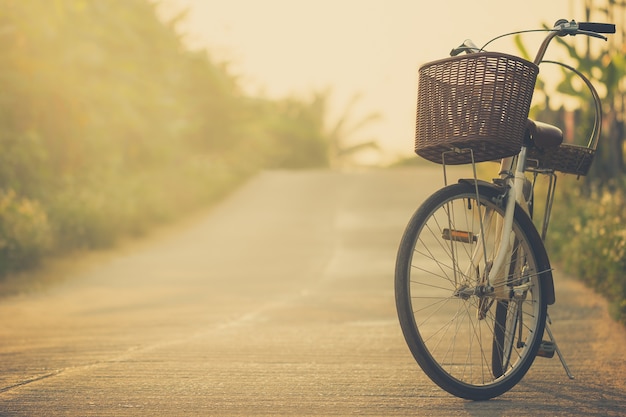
(394, 19, 616, 400)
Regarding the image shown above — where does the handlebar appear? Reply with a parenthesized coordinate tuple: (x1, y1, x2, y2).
(449, 19, 616, 59)
(552, 19, 615, 40)
(577, 21, 616, 34)
(533, 19, 614, 64)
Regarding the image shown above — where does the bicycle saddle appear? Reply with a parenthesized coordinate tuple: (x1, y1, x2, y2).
(526, 119, 563, 150)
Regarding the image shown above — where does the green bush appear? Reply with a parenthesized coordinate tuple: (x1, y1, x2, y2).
(45, 157, 247, 251)
(0, 0, 344, 279)
(0, 189, 52, 272)
(547, 177, 626, 324)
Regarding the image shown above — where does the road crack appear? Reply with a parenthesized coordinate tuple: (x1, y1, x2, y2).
(0, 369, 63, 393)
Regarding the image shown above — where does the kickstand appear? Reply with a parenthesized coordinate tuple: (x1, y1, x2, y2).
(545, 314, 575, 379)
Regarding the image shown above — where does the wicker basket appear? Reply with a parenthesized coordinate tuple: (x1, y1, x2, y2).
(527, 144, 595, 176)
(415, 52, 539, 164)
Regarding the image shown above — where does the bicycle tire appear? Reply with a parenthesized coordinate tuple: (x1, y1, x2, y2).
(492, 237, 522, 378)
(395, 182, 550, 400)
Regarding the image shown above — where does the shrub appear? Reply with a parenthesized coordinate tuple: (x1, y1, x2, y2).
(0, 189, 52, 272)
(547, 177, 626, 324)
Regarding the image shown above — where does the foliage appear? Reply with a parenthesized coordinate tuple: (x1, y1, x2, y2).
(546, 176, 626, 324)
(323, 91, 381, 168)
(0, 189, 51, 271)
(256, 89, 380, 169)
(0, 0, 371, 276)
(260, 93, 331, 169)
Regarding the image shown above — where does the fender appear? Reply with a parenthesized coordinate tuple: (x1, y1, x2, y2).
(457, 178, 556, 305)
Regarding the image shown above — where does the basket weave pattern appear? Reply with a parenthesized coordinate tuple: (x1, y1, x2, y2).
(527, 144, 595, 176)
(415, 52, 539, 164)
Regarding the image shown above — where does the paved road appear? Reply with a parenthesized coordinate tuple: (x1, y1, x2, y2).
(0, 167, 624, 416)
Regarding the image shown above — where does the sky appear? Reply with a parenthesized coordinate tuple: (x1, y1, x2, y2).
(160, 0, 580, 163)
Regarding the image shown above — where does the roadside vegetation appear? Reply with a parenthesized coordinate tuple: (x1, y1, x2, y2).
(0, 0, 378, 276)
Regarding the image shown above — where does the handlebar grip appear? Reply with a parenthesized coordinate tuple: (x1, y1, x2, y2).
(578, 22, 616, 34)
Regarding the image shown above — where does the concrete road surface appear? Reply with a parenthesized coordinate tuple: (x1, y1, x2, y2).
(0, 167, 624, 416)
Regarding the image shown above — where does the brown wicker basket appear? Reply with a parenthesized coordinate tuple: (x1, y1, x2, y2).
(415, 52, 539, 164)
(527, 144, 595, 176)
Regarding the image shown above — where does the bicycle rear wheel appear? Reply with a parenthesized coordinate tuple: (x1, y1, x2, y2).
(395, 182, 549, 400)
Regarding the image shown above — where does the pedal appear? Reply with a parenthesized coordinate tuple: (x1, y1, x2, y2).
(442, 228, 477, 243)
(537, 340, 556, 358)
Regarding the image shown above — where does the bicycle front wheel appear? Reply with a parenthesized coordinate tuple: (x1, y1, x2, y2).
(395, 182, 549, 400)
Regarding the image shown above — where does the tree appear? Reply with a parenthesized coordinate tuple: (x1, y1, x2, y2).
(260, 89, 381, 170)
(325, 91, 381, 169)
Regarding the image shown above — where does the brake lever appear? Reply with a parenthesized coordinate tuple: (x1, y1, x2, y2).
(577, 30, 608, 41)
